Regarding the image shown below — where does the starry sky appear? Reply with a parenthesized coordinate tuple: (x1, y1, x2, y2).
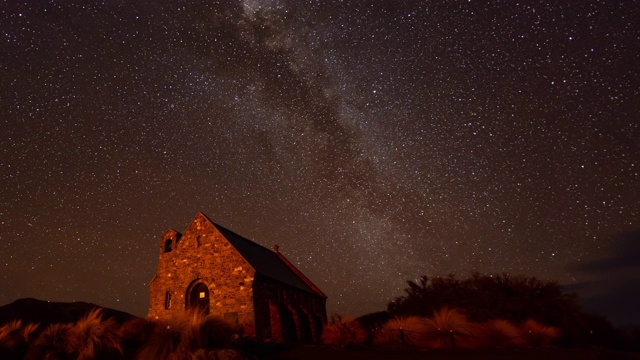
(1, 0, 638, 322)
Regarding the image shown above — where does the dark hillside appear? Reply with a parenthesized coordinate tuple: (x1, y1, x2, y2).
(0, 298, 140, 326)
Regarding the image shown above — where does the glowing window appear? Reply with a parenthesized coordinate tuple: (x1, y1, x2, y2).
(199, 292, 206, 298)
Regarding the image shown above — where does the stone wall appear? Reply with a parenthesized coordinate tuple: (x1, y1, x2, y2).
(148, 214, 257, 337)
(148, 213, 327, 342)
(253, 274, 327, 343)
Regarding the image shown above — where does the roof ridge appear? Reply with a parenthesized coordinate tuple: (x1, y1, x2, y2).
(274, 249, 327, 298)
(194, 212, 326, 298)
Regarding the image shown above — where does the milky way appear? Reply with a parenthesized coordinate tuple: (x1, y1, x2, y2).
(1, 0, 638, 318)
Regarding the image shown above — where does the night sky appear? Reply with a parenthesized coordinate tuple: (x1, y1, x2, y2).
(1, 1, 638, 323)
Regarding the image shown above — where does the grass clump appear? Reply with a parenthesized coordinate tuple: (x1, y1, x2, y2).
(520, 318, 561, 347)
(374, 316, 428, 347)
(422, 307, 475, 349)
(471, 319, 523, 348)
(321, 314, 366, 348)
(0, 320, 39, 359)
(135, 310, 238, 360)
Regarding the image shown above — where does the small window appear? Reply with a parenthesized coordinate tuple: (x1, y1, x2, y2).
(196, 235, 201, 247)
(164, 239, 173, 253)
(164, 291, 172, 309)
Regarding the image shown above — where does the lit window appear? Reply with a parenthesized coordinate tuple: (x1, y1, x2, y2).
(199, 292, 206, 298)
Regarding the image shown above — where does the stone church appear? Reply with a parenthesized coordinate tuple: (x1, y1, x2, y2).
(148, 212, 327, 343)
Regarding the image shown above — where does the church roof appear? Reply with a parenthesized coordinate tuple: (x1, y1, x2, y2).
(200, 213, 326, 298)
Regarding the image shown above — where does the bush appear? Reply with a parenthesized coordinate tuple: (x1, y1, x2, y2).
(422, 307, 475, 349)
(472, 319, 523, 348)
(520, 318, 560, 347)
(387, 273, 595, 347)
(30, 322, 73, 359)
(135, 310, 237, 360)
(374, 316, 428, 347)
(66, 308, 122, 359)
(321, 314, 366, 348)
(0, 320, 39, 359)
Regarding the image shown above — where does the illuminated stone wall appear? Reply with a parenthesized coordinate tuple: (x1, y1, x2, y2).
(148, 212, 327, 342)
(148, 213, 257, 337)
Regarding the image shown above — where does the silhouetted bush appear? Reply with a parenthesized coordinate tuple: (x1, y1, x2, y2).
(387, 273, 606, 347)
(520, 318, 561, 347)
(321, 314, 366, 348)
(135, 310, 238, 360)
(374, 316, 429, 347)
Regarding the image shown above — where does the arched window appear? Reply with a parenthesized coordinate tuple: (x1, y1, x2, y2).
(164, 239, 173, 253)
(164, 291, 172, 309)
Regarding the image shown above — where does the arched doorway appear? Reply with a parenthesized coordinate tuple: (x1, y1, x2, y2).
(187, 282, 210, 315)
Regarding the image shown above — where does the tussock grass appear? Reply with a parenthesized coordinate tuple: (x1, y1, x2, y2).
(321, 315, 366, 348)
(520, 318, 561, 347)
(2, 308, 238, 360)
(135, 310, 237, 360)
(422, 307, 475, 349)
(135, 318, 190, 360)
(198, 315, 236, 349)
(0, 320, 38, 348)
(66, 308, 122, 359)
(373, 308, 562, 350)
(117, 317, 155, 354)
(471, 319, 523, 348)
(0, 320, 39, 358)
(28, 308, 123, 360)
(374, 316, 428, 347)
(31, 322, 73, 359)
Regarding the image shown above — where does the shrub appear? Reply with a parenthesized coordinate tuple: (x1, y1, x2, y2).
(64, 308, 122, 359)
(135, 310, 236, 359)
(321, 314, 366, 348)
(422, 307, 475, 349)
(198, 316, 236, 350)
(135, 315, 191, 360)
(374, 316, 428, 347)
(0, 320, 39, 358)
(355, 311, 392, 344)
(118, 317, 157, 357)
(472, 319, 523, 348)
(30, 322, 73, 359)
(520, 318, 560, 347)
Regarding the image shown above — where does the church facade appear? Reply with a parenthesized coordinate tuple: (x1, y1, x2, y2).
(148, 212, 327, 343)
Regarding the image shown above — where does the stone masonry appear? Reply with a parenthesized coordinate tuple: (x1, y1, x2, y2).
(148, 212, 327, 342)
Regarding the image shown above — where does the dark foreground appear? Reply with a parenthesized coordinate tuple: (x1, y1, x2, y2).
(270, 345, 640, 360)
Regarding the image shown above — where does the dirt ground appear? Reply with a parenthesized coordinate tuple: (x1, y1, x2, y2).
(269, 345, 640, 360)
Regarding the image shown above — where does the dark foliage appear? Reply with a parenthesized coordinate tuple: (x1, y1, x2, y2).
(387, 273, 618, 348)
(0, 299, 246, 359)
(0, 298, 138, 328)
(355, 311, 392, 344)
